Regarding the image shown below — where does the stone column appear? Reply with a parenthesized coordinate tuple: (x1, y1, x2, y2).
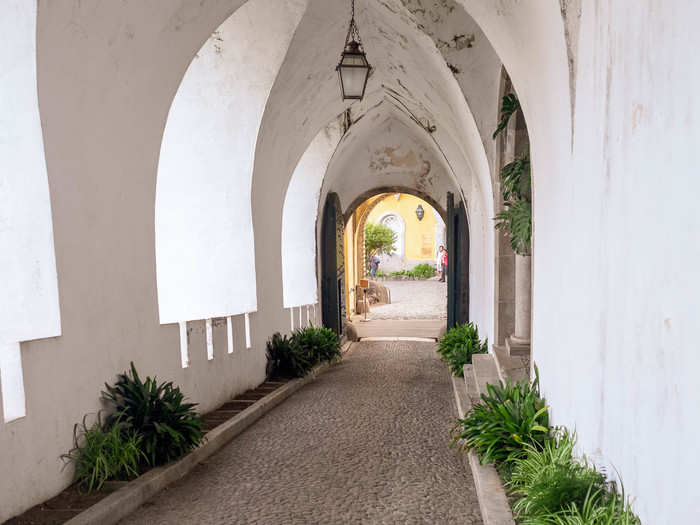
(511, 254, 531, 344)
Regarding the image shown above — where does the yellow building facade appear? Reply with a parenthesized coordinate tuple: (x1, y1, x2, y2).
(366, 194, 444, 267)
(343, 193, 445, 316)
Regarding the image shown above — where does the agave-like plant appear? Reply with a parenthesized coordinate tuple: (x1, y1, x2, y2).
(292, 325, 341, 365)
(102, 362, 203, 467)
(451, 367, 550, 468)
(266, 332, 315, 379)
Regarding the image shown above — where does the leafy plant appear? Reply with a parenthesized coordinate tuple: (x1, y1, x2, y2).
(451, 368, 550, 470)
(437, 322, 488, 376)
(501, 153, 531, 201)
(510, 430, 608, 520)
(62, 414, 144, 493)
(409, 263, 436, 278)
(495, 197, 531, 256)
(526, 485, 641, 525)
(266, 332, 313, 379)
(292, 325, 341, 365)
(102, 363, 203, 466)
(266, 326, 341, 380)
(365, 223, 397, 257)
(492, 93, 532, 256)
(493, 93, 521, 139)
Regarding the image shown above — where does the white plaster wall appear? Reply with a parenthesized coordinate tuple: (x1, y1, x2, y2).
(282, 118, 343, 308)
(17, 0, 700, 522)
(0, 0, 61, 424)
(0, 2, 274, 520)
(456, 1, 700, 523)
(536, 4, 700, 523)
(156, 0, 307, 323)
(0, 1, 60, 345)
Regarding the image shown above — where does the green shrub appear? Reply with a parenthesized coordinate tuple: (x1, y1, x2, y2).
(266, 325, 341, 380)
(451, 369, 550, 471)
(62, 415, 144, 493)
(266, 332, 313, 379)
(437, 322, 488, 376)
(526, 485, 641, 525)
(102, 363, 203, 466)
(409, 263, 436, 278)
(292, 325, 341, 364)
(509, 430, 608, 520)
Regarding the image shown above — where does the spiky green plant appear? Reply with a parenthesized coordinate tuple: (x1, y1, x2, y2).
(291, 325, 341, 365)
(451, 368, 550, 469)
(523, 484, 641, 525)
(102, 363, 203, 466)
(437, 322, 488, 376)
(61, 414, 144, 493)
(509, 430, 608, 519)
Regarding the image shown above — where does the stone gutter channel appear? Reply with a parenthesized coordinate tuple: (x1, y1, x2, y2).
(61, 341, 355, 525)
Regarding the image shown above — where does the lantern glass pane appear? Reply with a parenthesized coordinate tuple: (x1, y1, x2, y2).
(339, 54, 369, 98)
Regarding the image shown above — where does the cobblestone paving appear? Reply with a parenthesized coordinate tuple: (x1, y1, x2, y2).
(370, 280, 447, 320)
(120, 341, 482, 525)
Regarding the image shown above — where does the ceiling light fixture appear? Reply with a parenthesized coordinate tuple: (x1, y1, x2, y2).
(336, 0, 371, 101)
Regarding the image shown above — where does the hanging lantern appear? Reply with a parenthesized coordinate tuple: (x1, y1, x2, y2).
(415, 204, 425, 221)
(336, 0, 371, 101)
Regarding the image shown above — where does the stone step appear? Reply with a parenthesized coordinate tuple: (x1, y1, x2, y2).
(492, 345, 529, 384)
(471, 354, 500, 396)
(505, 336, 531, 358)
(462, 364, 481, 405)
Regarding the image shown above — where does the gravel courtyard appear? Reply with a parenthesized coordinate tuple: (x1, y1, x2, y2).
(369, 279, 447, 320)
(120, 341, 481, 525)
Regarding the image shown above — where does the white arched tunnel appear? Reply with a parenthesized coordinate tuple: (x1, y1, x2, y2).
(1, 0, 698, 523)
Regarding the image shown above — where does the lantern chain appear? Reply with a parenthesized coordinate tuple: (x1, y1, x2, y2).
(343, 0, 364, 49)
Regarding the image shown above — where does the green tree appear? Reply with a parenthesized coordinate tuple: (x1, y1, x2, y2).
(364, 223, 397, 257)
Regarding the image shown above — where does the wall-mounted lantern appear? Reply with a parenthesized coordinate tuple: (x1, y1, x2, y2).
(415, 204, 425, 221)
(336, 0, 371, 101)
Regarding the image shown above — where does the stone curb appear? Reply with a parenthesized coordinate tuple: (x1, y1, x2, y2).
(65, 342, 353, 525)
(451, 373, 515, 525)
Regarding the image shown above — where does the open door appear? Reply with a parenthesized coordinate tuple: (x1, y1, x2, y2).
(446, 192, 470, 328)
(321, 193, 344, 335)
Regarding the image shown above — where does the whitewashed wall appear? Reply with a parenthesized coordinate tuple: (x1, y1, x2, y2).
(156, 0, 307, 323)
(459, 1, 700, 523)
(282, 119, 343, 308)
(0, 0, 60, 422)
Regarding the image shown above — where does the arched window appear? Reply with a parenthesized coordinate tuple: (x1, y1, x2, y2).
(378, 213, 406, 257)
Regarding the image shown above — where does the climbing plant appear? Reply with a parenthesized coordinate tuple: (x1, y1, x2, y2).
(493, 93, 532, 256)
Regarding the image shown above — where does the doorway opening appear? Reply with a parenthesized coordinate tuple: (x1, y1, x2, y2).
(343, 192, 451, 340)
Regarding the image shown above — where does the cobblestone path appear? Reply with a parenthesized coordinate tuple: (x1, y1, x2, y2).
(370, 280, 447, 320)
(120, 341, 482, 525)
